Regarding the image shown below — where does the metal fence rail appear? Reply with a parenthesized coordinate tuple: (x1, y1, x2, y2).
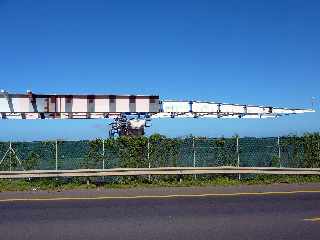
(1, 167, 320, 179)
(0, 136, 320, 179)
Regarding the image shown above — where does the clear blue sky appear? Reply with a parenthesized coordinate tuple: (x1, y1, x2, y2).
(0, 0, 319, 140)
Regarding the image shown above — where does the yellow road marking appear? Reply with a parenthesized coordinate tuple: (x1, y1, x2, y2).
(0, 190, 319, 202)
(304, 217, 320, 222)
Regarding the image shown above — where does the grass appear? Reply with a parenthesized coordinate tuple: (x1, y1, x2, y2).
(0, 175, 320, 192)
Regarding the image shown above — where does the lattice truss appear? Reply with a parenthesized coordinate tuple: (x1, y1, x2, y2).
(0, 90, 315, 136)
(0, 90, 314, 119)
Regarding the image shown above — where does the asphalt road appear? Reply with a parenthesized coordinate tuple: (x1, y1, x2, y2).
(0, 188, 320, 240)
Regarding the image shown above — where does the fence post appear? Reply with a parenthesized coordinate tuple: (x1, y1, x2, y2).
(148, 138, 150, 168)
(278, 136, 281, 168)
(55, 140, 58, 171)
(9, 141, 12, 172)
(236, 136, 240, 180)
(102, 139, 105, 170)
(193, 136, 197, 180)
(147, 138, 151, 181)
(318, 141, 320, 163)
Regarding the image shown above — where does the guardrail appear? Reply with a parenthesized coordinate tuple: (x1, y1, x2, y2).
(1, 166, 320, 179)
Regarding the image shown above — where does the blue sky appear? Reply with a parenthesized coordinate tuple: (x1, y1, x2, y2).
(0, 0, 319, 140)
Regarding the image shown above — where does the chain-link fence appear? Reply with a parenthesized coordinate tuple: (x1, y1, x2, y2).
(0, 135, 320, 171)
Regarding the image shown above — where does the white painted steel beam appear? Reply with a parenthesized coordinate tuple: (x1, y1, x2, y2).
(0, 91, 314, 120)
(154, 100, 314, 119)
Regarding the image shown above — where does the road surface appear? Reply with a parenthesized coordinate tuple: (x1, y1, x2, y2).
(0, 184, 320, 240)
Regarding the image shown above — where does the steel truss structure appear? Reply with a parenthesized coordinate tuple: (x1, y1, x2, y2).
(0, 90, 315, 137)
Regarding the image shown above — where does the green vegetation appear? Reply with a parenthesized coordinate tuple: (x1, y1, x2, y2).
(0, 133, 320, 192)
(1, 133, 320, 171)
(0, 175, 320, 192)
(281, 133, 320, 168)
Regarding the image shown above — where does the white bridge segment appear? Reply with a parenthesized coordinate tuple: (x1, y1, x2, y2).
(152, 100, 315, 119)
(0, 91, 315, 120)
(0, 91, 160, 120)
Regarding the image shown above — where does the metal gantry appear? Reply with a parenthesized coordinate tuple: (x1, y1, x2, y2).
(0, 90, 315, 137)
